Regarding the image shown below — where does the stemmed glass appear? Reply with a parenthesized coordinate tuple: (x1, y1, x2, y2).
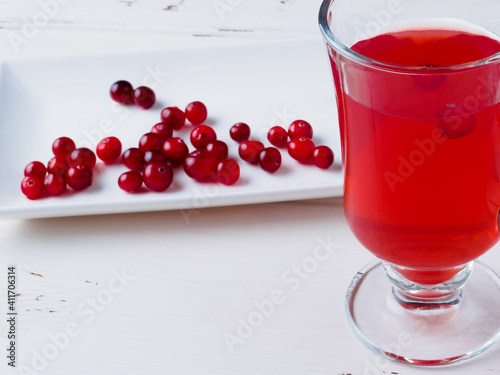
(319, 0, 500, 365)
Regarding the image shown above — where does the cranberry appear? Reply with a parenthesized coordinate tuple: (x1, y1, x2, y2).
(96, 136, 122, 164)
(313, 146, 334, 169)
(143, 161, 173, 192)
(44, 173, 66, 196)
(24, 161, 46, 179)
(259, 147, 281, 173)
(217, 159, 240, 186)
(238, 139, 265, 165)
(47, 156, 69, 176)
(437, 105, 476, 139)
(151, 123, 173, 140)
(230, 122, 251, 142)
(183, 150, 217, 182)
(267, 126, 288, 148)
(190, 125, 217, 150)
(161, 107, 186, 130)
(68, 148, 96, 169)
(133, 86, 156, 109)
(288, 120, 313, 140)
(122, 147, 145, 171)
(52, 137, 76, 158)
(66, 165, 93, 190)
(288, 137, 315, 164)
(205, 140, 228, 161)
(118, 171, 143, 193)
(139, 132, 164, 153)
(110, 80, 134, 105)
(21, 176, 44, 200)
(162, 137, 189, 166)
(144, 149, 167, 165)
(185, 101, 208, 125)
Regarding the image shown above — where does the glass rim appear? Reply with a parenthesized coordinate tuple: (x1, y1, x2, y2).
(318, 0, 500, 73)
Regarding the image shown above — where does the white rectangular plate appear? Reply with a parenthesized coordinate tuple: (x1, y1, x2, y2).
(0, 38, 342, 219)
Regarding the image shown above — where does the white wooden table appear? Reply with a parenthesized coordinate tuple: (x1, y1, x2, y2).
(0, 1, 499, 374)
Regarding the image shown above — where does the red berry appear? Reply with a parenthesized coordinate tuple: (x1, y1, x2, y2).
(267, 126, 288, 148)
(133, 86, 156, 109)
(151, 123, 173, 140)
(230, 122, 251, 142)
(161, 107, 186, 130)
(96, 136, 122, 164)
(190, 125, 217, 150)
(21, 176, 44, 200)
(66, 165, 93, 190)
(44, 173, 66, 196)
(24, 161, 46, 179)
(52, 137, 76, 158)
(47, 156, 69, 176)
(205, 140, 228, 161)
(238, 139, 265, 165)
(258, 147, 282, 173)
(437, 105, 476, 139)
(118, 171, 143, 193)
(288, 137, 315, 164)
(183, 150, 217, 182)
(144, 150, 167, 165)
(313, 146, 334, 169)
(288, 120, 313, 140)
(139, 132, 164, 153)
(162, 137, 189, 166)
(217, 159, 240, 186)
(143, 161, 173, 192)
(122, 147, 145, 171)
(110, 80, 134, 105)
(68, 148, 96, 169)
(185, 101, 208, 125)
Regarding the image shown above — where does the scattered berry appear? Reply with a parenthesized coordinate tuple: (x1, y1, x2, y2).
(66, 165, 93, 190)
(161, 107, 186, 130)
(68, 148, 96, 169)
(24, 161, 46, 179)
(118, 171, 143, 193)
(44, 173, 66, 196)
(143, 161, 173, 192)
(190, 125, 217, 150)
(151, 123, 173, 140)
(139, 132, 164, 153)
(267, 126, 288, 148)
(47, 156, 69, 176)
(162, 137, 189, 166)
(122, 147, 145, 171)
(205, 140, 228, 161)
(110, 80, 134, 105)
(185, 101, 208, 125)
(238, 139, 264, 165)
(313, 146, 334, 169)
(133, 86, 156, 109)
(288, 120, 313, 140)
(21, 176, 44, 200)
(183, 150, 217, 182)
(144, 149, 167, 165)
(230, 122, 251, 142)
(52, 137, 76, 158)
(288, 137, 315, 164)
(259, 147, 281, 173)
(217, 159, 240, 186)
(96, 137, 122, 164)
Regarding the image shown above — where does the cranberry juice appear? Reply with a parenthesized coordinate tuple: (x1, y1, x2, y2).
(332, 28, 500, 281)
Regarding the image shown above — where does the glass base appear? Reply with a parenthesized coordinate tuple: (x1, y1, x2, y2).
(345, 260, 500, 366)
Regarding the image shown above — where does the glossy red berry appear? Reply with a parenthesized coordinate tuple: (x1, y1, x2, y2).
(110, 80, 134, 105)
(96, 136, 122, 164)
(190, 125, 217, 150)
(143, 161, 173, 192)
(139, 132, 164, 153)
(162, 137, 189, 166)
(144, 150, 167, 165)
(21, 176, 44, 200)
(183, 150, 217, 182)
(288, 137, 315, 164)
(259, 147, 281, 173)
(267, 126, 288, 148)
(68, 148, 96, 169)
(47, 156, 69, 176)
(185, 101, 208, 125)
(151, 123, 173, 140)
(217, 159, 240, 186)
(52, 137, 76, 158)
(230, 122, 251, 142)
(44, 173, 66, 196)
(24, 161, 46, 179)
(205, 140, 228, 161)
(161, 107, 186, 130)
(122, 147, 145, 171)
(133, 86, 156, 109)
(66, 165, 93, 190)
(437, 105, 476, 139)
(238, 139, 265, 165)
(118, 171, 143, 193)
(313, 146, 334, 169)
(288, 120, 313, 140)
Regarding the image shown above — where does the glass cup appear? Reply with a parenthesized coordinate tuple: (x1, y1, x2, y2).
(319, 0, 500, 365)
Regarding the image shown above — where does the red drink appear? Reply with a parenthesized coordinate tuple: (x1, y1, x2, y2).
(332, 28, 500, 282)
